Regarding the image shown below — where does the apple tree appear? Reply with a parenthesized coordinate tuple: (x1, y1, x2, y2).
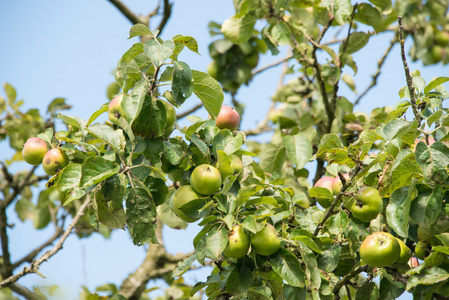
(2, 0, 449, 299)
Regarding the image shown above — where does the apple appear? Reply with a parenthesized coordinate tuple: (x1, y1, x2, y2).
(190, 164, 222, 195)
(169, 185, 202, 223)
(108, 94, 125, 125)
(349, 186, 383, 222)
(42, 148, 69, 175)
(250, 223, 281, 256)
(22, 137, 48, 165)
(415, 241, 430, 260)
(223, 225, 250, 258)
(214, 105, 240, 131)
(331, 173, 350, 195)
(161, 100, 176, 137)
(313, 176, 335, 208)
(435, 31, 449, 46)
(408, 256, 420, 268)
(359, 232, 401, 267)
(207, 60, 219, 79)
(430, 45, 445, 64)
(106, 82, 121, 100)
(244, 52, 259, 69)
(396, 238, 412, 264)
(230, 154, 243, 174)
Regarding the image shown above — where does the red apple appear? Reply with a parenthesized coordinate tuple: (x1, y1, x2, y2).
(214, 105, 240, 131)
(22, 137, 48, 165)
(42, 148, 69, 175)
(108, 94, 125, 125)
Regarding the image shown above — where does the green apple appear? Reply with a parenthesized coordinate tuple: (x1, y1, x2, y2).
(250, 223, 281, 256)
(359, 232, 401, 267)
(435, 31, 449, 46)
(415, 241, 430, 260)
(223, 225, 250, 258)
(22, 137, 48, 165)
(396, 238, 412, 264)
(161, 100, 176, 137)
(169, 185, 202, 223)
(190, 164, 222, 195)
(108, 94, 125, 125)
(350, 186, 383, 222)
(42, 148, 69, 175)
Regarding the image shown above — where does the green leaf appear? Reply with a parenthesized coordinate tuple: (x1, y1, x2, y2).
(415, 141, 449, 182)
(424, 76, 449, 95)
(327, 210, 349, 235)
(410, 185, 443, 227)
(57, 164, 84, 205)
(283, 134, 313, 170)
(87, 124, 124, 153)
(80, 157, 120, 188)
(317, 244, 341, 272)
(57, 113, 87, 135)
(355, 282, 380, 300)
(298, 242, 321, 289)
(144, 39, 175, 65)
(386, 184, 417, 238)
(427, 110, 443, 126)
(172, 254, 196, 277)
(172, 61, 193, 105)
(407, 267, 449, 290)
(226, 261, 253, 294)
(47, 97, 71, 114)
(436, 233, 449, 246)
(224, 132, 243, 155)
(341, 32, 370, 54)
(290, 235, 322, 254)
(192, 70, 224, 119)
(382, 152, 421, 196)
(206, 227, 228, 259)
(128, 24, 157, 39)
(3, 83, 17, 105)
(163, 140, 184, 165)
(101, 173, 127, 210)
(271, 21, 291, 46)
(260, 144, 286, 175)
(126, 187, 158, 245)
(87, 104, 108, 126)
(309, 187, 333, 200)
(158, 202, 187, 230)
(121, 80, 150, 124)
(221, 14, 256, 44)
(234, 185, 264, 212)
(173, 35, 199, 54)
(270, 248, 305, 287)
(93, 191, 126, 229)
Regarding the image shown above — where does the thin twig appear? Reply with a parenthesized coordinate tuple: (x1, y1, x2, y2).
(9, 283, 46, 300)
(1, 165, 40, 209)
(332, 265, 369, 299)
(156, 0, 172, 35)
(176, 103, 203, 120)
(252, 55, 294, 77)
(398, 16, 422, 124)
(354, 37, 396, 106)
(107, 0, 144, 25)
(0, 195, 92, 288)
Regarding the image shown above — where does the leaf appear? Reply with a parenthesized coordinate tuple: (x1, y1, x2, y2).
(415, 141, 449, 182)
(87, 124, 124, 153)
(221, 14, 256, 44)
(3, 83, 17, 105)
(57, 113, 87, 135)
(407, 267, 449, 290)
(226, 261, 253, 294)
(172, 254, 196, 277)
(94, 191, 126, 229)
(424, 76, 449, 95)
(172, 61, 193, 105)
(259, 144, 286, 175)
(270, 248, 305, 287)
(298, 242, 321, 289)
(191, 70, 224, 119)
(126, 187, 158, 245)
(144, 39, 175, 65)
(87, 104, 108, 126)
(309, 187, 333, 200)
(386, 184, 417, 238)
(341, 32, 370, 54)
(157, 202, 187, 230)
(173, 35, 199, 54)
(283, 134, 313, 170)
(355, 282, 380, 300)
(427, 110, 443, 126)
(128, 24, 157, 39)
(317, 244, 341, 272)
(80, 157, 120, 188)
(206, 227, 228, 259)
(410, 185, 443, 227)
(57, 164, 84, 205)
(224, 132, 243, 155)
(327, 211, 349, 235)
(121, 80, 149, 124)
(354, 3, 383, 30)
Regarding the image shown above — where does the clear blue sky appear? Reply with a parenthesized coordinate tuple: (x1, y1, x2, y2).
(1, 1, 447, 299)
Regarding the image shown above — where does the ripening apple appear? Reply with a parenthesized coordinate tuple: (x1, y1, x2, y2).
(359, 232, 401, 267)
(214, 105, 240, 131)
(42, 148, 69, 175)
(415, 241, 430, 260)
(435, 31, 449, 46)
(169, 185, 202, 223)
(396, 238, 412, 264)
(108, 94, 125, 125)
(22, 137, 48, 165)
(223, 225, 250, 258)
(331, 173, 350, 195)
(161, 100, 176, 137)
(190, 164, 222, 195)
(349, 186, 383, 222)
(313, 176, 335, 208)
(250, 223, 281, 256)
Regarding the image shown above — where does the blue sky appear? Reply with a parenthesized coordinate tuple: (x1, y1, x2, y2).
(1, 1, 448, 299)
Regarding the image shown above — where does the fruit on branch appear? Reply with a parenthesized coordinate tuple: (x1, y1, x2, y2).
(396, 238, 412, 264)
(42, 148, 69, 175)
(415, 241, 430, 260)
(430, 45, 445, 64)
(349, 186, 383, 222)
(331, 173, 350, 195)
(359, 232, 401, 267)
(214, 105, 240, 131)
(223, 225, 250, 258)
(22, 137, 48, 165)
(106, 82, 121, 100)
(161, 99, 176, 137)
(190, 164, 222, 195)
(250, 223, 281, 256)
(313, 176, 336, 208)
(230, 154, 243, 174)
(435, 31, 449, 46)
(169, 185, 203, 223)
(108, 94, 125, 125)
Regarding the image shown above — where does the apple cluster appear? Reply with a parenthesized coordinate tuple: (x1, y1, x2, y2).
(22, 137, 69, 175)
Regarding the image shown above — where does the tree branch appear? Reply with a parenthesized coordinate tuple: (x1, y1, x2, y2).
(156, 0, 172, 35)
(332, 265, 369, 299)
(107, 0, 144, 25)
(251, 55, 294, 77)
(176, 102, 203, 120)
(398, 16, 422, 125)
(0, 195, 92, 289)
(9, 282, 46, 300)
(354, 36, 396, 106)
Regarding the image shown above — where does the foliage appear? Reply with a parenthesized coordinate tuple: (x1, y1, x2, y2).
(2, 0, 449, 299)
